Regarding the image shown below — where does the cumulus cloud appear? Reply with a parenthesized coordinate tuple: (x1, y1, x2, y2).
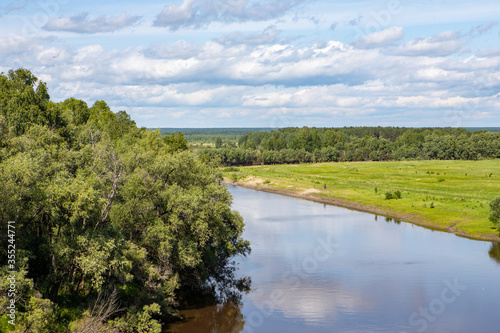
(394, 30, 464, 57)
(43, 12, 141, 33)
(353, 26, 404, 49)
(4, 25, 500, 127)
(153, 0, 306, 30)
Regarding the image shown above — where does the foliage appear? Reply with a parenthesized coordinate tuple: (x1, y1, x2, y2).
(159, 128, 272, 142)
(0, 69, 250, 331)
(110, 304, 162, 333)
(385, 191, 401, 200)
(215, 136, 222, 148)
(197, 126, 500, 166)
(489, 197, 500, 229)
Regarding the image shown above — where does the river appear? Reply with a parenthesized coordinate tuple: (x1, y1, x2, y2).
(166, 185, 500, 333)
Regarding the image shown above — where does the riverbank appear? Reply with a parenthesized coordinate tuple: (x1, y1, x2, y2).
(221, 160, 500, 242)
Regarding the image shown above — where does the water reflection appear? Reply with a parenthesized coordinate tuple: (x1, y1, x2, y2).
(488, 242, 500, 264)
(165, 302, 244, 333)
(377, 215, 401, 224)
(169, 186, 500, 332)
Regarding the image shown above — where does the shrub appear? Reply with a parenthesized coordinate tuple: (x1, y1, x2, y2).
(229, 173, 239, 182)
(489, 197, 500, 229)
(385, 191, 401, 200)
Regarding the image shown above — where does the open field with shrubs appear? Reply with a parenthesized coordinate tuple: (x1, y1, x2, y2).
(223, 160, 500, 241)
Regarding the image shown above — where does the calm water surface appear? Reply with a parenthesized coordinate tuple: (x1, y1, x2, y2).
(167, 185, 500, 333)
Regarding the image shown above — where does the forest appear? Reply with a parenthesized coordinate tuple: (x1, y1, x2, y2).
(198, 126, 500, 166)
(0, 69, 250, 332)
(159, 128, 272, 143)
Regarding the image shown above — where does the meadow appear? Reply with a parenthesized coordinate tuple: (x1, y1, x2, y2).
(223, 160, 500, 241)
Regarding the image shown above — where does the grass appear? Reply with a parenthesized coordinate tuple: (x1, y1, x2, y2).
(222, 160, 500, 241)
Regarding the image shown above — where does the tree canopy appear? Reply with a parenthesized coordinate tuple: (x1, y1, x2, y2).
(0, 69, 250, 332)
(198, 126, 500, 166)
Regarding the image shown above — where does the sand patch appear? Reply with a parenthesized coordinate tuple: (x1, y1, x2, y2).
(243, 176, 264, 186)
(302, 188, 321, 195)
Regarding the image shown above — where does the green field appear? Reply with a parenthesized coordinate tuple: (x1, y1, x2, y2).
(223, 160, 500, 241)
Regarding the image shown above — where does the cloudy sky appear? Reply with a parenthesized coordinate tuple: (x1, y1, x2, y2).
(2, 0, 499, 128)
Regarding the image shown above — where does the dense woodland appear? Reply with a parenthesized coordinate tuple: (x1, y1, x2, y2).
(159, 128, 271, 143)
(0, 69, 250, 332)
(198, 126, 500, 166)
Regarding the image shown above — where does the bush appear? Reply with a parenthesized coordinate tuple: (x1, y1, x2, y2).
(385, 191, 401, 200)
(489, 197, 500, 229)
(229, 173, 239, 182)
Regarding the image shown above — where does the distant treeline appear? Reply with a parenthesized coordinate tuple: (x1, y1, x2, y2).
(466, 127, 500, 133)
(158, 127, 272, 142)
(197, 127, 500, 165)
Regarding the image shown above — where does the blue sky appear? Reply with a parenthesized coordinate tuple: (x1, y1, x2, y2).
(1, 0, 499, 128)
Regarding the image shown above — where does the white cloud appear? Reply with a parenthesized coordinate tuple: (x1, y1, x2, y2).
(215, 25, 281, 45)
(477, 46, 500, 57)
(4, 18, 500, 128)
(353, 26, 404, 49)
(0, 35, 43, 57)
(43, 12, 141, 33)
(153, 0, 306, 30)
(394, 31, 464, 57)
(144, 40, 202, 59)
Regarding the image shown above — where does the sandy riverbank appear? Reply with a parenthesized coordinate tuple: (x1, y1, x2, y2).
(222, 177, 500, 243)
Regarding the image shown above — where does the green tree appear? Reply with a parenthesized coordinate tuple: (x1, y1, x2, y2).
(215, 136, 222, 148)
(489, 197, 500, 229)
(0, 69, 250, 331)
(163, 132, 188, 152)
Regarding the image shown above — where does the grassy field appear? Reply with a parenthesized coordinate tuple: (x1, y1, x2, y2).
(222, 160, 500, 241)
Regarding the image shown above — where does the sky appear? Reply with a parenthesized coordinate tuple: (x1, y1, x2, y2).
(1, 0, 500, 128)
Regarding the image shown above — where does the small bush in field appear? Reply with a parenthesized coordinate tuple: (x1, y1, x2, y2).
(385, 191, 401, 200)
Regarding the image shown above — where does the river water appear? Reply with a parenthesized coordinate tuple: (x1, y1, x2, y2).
(166, 185, 500, 333)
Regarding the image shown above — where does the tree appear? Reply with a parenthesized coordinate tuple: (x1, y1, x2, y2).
(0, 68, 54, 135)
(489, 197, 500, 229)
(0, 69, 251, 331)
(163, 132, 188, 152)
(215, 136, 222, 148)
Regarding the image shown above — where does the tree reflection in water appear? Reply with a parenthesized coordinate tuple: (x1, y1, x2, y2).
(165, 273, 250, 333)
(488, 242, 500, 264)
(164, 302, 245, 333)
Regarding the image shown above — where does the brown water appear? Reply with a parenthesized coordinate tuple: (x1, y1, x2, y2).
(166, 185, 500, 333)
